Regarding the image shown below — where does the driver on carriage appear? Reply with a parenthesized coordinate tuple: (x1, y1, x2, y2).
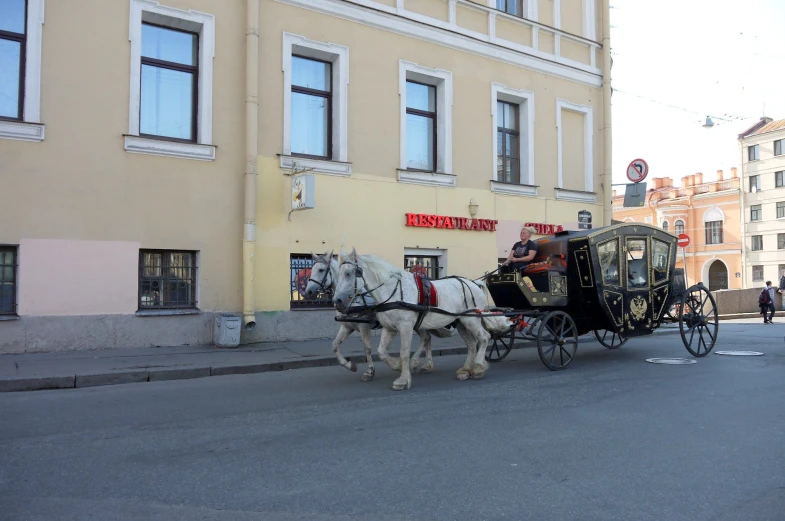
(501, 226, 539, 274)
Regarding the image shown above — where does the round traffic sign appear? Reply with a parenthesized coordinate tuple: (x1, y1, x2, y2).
(626, 158, 649, 183)
(677, 233, 690, 248)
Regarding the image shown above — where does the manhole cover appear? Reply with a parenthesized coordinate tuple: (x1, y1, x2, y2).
(714, 351, 764, 356)
(645, 358, 697, 365)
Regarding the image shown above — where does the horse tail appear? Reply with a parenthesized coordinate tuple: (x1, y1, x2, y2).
(476, 281, 513, 332)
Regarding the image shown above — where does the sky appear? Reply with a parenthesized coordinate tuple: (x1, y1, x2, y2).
(609, 0, 785, 187)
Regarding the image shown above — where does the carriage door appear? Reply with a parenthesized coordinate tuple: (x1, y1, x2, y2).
(624, 237, 653, 331)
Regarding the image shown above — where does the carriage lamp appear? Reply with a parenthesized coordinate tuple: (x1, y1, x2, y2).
(468, 198, 479, 217)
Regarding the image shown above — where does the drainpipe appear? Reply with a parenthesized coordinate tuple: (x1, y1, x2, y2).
(601, 0, 613, 226)
(738, 144, 747, 289)
(243, 0, 259, 330)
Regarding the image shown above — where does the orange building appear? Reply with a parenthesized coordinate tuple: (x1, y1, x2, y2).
(612, 170, 743, 291)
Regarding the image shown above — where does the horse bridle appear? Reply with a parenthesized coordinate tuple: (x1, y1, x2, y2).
(308, 259, 334, 294)
(339, 259, 400, 309)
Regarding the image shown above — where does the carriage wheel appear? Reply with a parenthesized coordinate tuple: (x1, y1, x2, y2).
(593, 329, 628, 349)
(485, 327, 515, 363)
(537, 311, 579, 371)
(678, 284, 719, 357)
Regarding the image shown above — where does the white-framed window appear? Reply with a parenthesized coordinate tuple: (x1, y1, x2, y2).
(125, 0, 216, 161)
(749, 175, 760, 193)
(281, 32, 350, 177)
(751, 235, 763, 251)
(752, 265, 764, 282)
(555, 98, 594, 203)
(0, 0, 45, 142)
(662, 220, 669, 232)
(675, 220, 685, 235)
(491, 82, 535, 196)
(397, 60, 454, 187)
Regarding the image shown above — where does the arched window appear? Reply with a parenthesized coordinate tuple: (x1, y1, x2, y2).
(675, 220, 685, 235)
(662, 221, 669, 231)
(703, 207, 724, 245)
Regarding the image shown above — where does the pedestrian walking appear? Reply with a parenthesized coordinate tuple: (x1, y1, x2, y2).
(759, 281, 776, 324)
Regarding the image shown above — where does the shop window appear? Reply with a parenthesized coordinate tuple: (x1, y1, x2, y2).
(139, 250, 198, 310)
(0, 246, 17, 315)
(404, 255, 440, 280)
(290, 254, 334, 309)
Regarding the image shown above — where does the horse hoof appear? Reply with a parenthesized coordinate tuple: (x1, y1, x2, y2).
(456, 373, 470, 381)
(469, 370, 486, 380)
(361, 368, 375, 382)
(392, 377, 411, 391)
(349, 361, 357, 372)
(416, 364, 434, 374)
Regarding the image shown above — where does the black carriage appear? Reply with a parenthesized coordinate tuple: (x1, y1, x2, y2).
(484, 222, 719, 370)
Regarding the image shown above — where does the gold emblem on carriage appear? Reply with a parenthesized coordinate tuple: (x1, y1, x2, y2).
(550, 276, 567, 296)
(630, 295, 647, 321)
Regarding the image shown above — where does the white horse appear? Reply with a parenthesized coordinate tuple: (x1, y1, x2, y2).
(304, 251, 452, 382)
(332, 248, 512, 391)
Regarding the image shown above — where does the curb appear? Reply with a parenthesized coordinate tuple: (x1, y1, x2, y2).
(0, 330, 683, 393)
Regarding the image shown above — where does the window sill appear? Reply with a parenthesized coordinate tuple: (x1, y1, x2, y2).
(0, 314, 20, 321)
(124, 135, 216, 161)
(397, 169, 456, 188)
(490, 180, 538, 197)
(554, 188, 597, 203)
(0, 120, 45, 142)
(280, 155, 352, 177)
(136, 309, 201, 317)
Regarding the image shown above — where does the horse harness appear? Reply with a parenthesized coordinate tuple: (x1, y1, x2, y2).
(339, 259, 491, 330)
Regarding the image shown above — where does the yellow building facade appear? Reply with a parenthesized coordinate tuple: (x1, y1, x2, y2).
(612, 172, 743, 291)
(0, 0, 612, 351)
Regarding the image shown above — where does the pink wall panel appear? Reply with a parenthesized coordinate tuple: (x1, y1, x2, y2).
(18, 239, 140, 316)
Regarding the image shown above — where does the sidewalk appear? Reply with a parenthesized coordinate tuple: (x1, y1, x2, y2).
(0, 327, 681, 393)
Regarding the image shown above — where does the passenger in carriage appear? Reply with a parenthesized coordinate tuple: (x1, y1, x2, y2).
(501, 226, 539, 274)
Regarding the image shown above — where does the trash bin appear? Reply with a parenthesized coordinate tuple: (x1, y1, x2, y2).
(213, 314, 241, 348)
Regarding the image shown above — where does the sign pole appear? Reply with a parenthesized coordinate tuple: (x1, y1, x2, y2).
(682, 247, 688, 285)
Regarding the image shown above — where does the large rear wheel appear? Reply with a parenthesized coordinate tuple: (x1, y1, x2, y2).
(679, 284, 719, 357)
(537, 311, 578, 370)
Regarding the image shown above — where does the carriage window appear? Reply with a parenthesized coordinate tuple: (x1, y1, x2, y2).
(652, 239, 670, 284)
(626, 238, 648, 289)
(598, 239, 620, 286)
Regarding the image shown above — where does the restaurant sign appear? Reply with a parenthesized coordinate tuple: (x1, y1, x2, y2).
(524, 222, 564, 235)
(406, 213, 498, 231)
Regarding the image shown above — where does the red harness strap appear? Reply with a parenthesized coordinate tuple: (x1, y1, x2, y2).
(414, 274, 438, 306)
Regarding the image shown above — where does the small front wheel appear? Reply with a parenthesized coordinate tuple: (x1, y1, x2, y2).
(537, 311, 578, 370)
(485, 327, 515, 363)
(593, 329, 628, 349)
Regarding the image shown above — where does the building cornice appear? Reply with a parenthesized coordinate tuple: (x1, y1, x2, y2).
(273, 0, 603, 88)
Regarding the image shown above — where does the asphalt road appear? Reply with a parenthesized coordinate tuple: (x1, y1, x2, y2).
(1, 322, 784, 521)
